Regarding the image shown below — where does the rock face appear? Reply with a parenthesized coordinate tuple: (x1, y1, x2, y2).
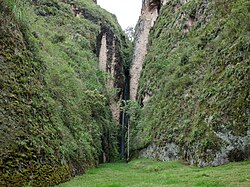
(97, 25, 125, 123)
(140, 143, 180, 161)
(130, 0, 160, 101)
(131, 0, 250, 166)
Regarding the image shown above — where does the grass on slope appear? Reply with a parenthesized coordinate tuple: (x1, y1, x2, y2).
(57, 159, 250, 187)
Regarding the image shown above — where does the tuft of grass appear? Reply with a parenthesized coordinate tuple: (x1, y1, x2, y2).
(3, 0, 28, 23)
(57, 159, 250, 187)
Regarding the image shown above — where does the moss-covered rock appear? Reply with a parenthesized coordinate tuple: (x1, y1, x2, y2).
(131, 0, 250, 166)
(0, 0, 129, 186)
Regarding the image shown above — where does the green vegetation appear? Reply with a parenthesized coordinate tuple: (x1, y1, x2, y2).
(131, 0, 250, 163)
(0, 0, 129, 186)
(57, 159, 250, 187)
(1, 0, 249, 186)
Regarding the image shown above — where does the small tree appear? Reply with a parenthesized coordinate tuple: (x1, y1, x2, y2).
(124, 26, 135, 42)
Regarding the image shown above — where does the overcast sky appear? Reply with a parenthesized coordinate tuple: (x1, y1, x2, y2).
(97, 0, 142, 29)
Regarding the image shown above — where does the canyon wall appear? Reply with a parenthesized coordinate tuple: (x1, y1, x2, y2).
(97, 26, 125, 124)
(0, 0, 128, 186)
(131, 0, 250, 166)
(130, 0, 159, 101)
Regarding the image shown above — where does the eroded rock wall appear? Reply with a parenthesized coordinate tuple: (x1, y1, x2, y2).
(97, 26, 125, 123)
(130, 0, 160, 101)
(70, 0, 126, 124)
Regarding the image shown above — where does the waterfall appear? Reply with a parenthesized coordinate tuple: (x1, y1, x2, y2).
(120, 69, 130, 159)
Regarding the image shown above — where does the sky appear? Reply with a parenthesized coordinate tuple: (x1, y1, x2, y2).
(97, 0, 142, 29)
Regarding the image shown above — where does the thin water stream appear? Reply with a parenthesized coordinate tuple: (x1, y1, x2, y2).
(120, 68, 130, 159)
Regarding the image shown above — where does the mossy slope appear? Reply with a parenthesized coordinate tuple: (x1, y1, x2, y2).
(132, 0, 250, 165)
(0, 0, 127, 186)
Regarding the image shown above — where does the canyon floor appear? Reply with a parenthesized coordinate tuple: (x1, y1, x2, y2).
(57, 159, 250, 187)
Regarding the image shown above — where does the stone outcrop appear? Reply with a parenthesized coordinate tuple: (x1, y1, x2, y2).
(140, 121, 250, 167)
(140, 143, 180, 161)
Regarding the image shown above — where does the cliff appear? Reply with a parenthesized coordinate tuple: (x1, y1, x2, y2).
(0, 0, 129, 186)
(130, 0, 159, 101)
(1, 0, 249, 185)
(130, 0, 250, 166)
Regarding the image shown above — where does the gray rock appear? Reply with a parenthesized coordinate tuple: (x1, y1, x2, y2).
(140, 142, 180, 161)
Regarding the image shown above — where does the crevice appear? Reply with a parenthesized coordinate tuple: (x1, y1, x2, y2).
(96, 25, 130, 159)
(119, 68, 130, 159)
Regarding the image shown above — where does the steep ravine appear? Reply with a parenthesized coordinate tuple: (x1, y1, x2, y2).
(96, 24, 130, 159)
(0, 0, 249, 186)
(130, 0, 250, 166)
